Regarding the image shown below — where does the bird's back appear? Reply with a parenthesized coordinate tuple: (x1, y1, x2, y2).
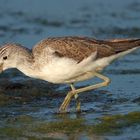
(32, 36, 140, 63)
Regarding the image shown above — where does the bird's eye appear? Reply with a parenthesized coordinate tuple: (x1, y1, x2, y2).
(3, 56, 7, 60)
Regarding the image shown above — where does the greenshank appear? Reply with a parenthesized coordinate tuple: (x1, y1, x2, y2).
(0, 36, 140, 112)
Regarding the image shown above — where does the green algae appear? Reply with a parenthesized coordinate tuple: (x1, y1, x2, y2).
(35, 119, 85, 134)
(0, 127, 23, 138)
(15, 115, 34, 123)
(125, 111, 140, 124)
(0, 112, 140, 139)
(7, 115, 35, 124)
(35, 111, 140, 135)
(0, 127, 61, 140)
(91, 111, 140, 134)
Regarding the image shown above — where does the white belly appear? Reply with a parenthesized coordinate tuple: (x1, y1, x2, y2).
(39, 57, 82, 83)
(36, 54, 112, 83)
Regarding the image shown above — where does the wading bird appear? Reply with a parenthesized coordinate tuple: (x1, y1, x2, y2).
(0, 37, 140, 112)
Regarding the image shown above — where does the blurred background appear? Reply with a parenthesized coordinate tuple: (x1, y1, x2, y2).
(0, 0, 140, 47)
(0, 0, 140, 140)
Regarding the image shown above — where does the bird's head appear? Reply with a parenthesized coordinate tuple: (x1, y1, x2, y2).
(0, 44, 20, 73)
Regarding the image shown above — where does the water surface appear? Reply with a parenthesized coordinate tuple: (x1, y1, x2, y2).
(0, 0, 140, 140)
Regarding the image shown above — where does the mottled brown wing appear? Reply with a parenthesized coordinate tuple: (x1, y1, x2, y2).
(32, 36, 116, 63)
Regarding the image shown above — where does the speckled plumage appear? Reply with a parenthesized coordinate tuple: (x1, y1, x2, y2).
(32, 36, 140, 63)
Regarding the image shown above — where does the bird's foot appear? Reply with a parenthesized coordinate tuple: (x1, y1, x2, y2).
(76, 100, 81, 113)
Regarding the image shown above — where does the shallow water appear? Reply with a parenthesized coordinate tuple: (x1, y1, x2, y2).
(0, 0, 140, 140)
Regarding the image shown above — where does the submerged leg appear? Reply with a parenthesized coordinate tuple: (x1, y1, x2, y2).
(70, 84, 81, 112)
(59, 72, 94, 112)
(59, 72, 111, 112)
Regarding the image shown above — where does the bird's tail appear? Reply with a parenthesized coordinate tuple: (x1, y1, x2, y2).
(107, 38, 140, 53)
(102, 38, 140, 64)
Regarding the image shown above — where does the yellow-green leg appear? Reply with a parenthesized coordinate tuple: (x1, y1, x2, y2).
(59, 72, 111, 112)
(59, 90, 73, 112)
(70, 84, 81, 112)
(58, 84, 81, 112)
(59, 72, 96, 112)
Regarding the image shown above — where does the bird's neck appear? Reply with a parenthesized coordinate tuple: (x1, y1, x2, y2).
(15, 48, 41, 78)
(17, 58, 35, 77)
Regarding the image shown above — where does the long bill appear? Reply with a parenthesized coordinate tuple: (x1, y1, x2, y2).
(0, 63, 3, 73)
